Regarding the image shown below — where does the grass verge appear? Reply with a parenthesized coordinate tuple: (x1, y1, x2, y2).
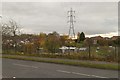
(2, 55, 119, 70)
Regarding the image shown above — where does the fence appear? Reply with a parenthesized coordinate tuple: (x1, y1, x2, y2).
(2, 45, 119, 62)
(58, 46, 119, 61)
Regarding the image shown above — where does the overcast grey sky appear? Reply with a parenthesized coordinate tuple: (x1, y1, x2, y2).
(2, 2, 118, 37)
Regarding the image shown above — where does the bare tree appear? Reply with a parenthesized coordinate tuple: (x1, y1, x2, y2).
(9, 19, 21, 36)
(2, 19, 22, 53)
(2, 19, 21, 36)
(2, 23, 11, 36)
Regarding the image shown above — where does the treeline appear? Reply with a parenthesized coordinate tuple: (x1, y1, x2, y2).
(2, 31, 85, 53)
(2, 31, 120, 54)
(2, 19, 120, 54)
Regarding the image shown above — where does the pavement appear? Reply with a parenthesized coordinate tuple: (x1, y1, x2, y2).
(2, 58, 118, 78)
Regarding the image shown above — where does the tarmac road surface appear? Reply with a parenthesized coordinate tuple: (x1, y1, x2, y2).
(2, 58, 118, 78)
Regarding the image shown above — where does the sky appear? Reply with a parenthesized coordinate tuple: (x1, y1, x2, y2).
(2, 2, 118, 37)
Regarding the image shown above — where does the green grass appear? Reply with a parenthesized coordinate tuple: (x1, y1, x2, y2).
(2, 55, 119, 70)
(2, 49, 119, 62)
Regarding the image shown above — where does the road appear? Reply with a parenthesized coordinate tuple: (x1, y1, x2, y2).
(2, 58, 118, 78)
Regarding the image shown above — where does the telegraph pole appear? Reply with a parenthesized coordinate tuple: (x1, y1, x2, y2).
(68, 8, 76, 38)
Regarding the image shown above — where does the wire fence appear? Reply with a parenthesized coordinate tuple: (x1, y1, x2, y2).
(2, 45, 119, 62)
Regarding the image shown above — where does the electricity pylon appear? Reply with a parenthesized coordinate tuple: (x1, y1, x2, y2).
(67, 8, 76, 39)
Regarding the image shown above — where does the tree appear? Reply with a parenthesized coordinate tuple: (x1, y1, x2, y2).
(39, 33, 47, 48)
(45, 31, 61, 53)
(2, 19, 21, 53)
(77, 32, 85, 43)
(2, 19, 21, 36)
(83, 38, 92, 46)
(80, 32, 85, 41)
(60, 35, 69, 46)
(76, 32, 80, 43)
(97, 39, 108, 46)
(113, 37, 120, 46)
(2, 23, 11, 36)
(9, 19, 21, 36)
(107, 40, 114, 46)
(23, 43, 35, 54)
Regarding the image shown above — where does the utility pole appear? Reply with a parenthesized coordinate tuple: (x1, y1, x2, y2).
(88, 45, 91, 59)
(114, 45, 117, 61)
(68, 8, 76, 38)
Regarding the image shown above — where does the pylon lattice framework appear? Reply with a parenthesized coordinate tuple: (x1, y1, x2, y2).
(68, 8, 76, 38)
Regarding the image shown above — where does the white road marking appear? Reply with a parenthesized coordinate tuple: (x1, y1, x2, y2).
(57, 70, 108, 78)
(72, 72, 91, 77)
(13, 63, 38, 68)
(56, 70, 71, 74)
(12, 63, 108, 78)
(90, 75, 108, 78)
(72, 72, 108, 78)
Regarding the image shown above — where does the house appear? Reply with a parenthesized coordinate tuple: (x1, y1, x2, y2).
(90, 36, 104, 45)
(59, 46, 68, 53)
(59, 46, 77, 53)
(91, 36, 103, 40)
(104, 37, 110, 40)
(111, 36, 119, 40)
(59, 46, 87, 53)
